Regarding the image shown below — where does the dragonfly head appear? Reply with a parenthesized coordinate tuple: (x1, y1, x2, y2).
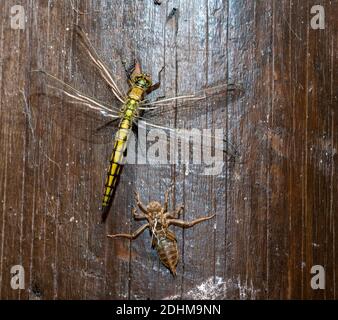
(132, 73, 153, 90)
(130, 61, 153, 89)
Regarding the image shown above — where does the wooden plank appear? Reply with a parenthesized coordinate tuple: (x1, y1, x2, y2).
(177, 0, 229, 299)
(298, 0, 337, 299)
(0, 0, 336, 299)
(0, 0, 34, 300)
(226, 0, 272, 299)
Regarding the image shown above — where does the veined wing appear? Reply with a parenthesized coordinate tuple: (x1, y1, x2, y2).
(139, 82, 242, 110)
(133, 119, 238, 177)
(73, 25, 127, 103)
(35, 70, 121, 118)
(133, 82, 242, 173)
(31, 70, 122, 145)
(32, 67, 241, 168)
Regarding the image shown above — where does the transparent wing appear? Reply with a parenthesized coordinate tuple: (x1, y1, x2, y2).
(70, 0, 88, 15)
(134, 119, 239, 172)
(140, 82, 242, 110)
(34, 70, 121, 118)
(30, 70, 122, 145)
(73, 25, 127, 103)
(123, 82, 244, 175)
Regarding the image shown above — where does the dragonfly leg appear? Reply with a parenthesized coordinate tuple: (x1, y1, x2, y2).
(107, 223, 149, 240)
(95, 118, 119, 132)
(163, 184, 174, 212)
(168, 214, 215, 228)
(134, 192, 148, 214)
(147, 66, 165, 94)
(122, 58, 137, 81)
(174, 204, 184, 217)
(131, 122, 139, 139)
(167, 8, 178, 21)
(132, 207, 148, 221)
(226, 82, 241, 91)
(165, 204, 184, 219)
(163, 187, 171, 212)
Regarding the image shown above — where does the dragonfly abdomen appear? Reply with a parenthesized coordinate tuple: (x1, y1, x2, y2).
(101, 97, 140, 221)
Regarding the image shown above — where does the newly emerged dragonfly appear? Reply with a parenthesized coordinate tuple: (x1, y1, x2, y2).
(34, 25, 240, 222)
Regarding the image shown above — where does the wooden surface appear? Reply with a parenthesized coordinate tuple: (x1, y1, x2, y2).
(0, 0, 337, 299)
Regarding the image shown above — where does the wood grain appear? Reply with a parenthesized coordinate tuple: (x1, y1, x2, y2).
(0, 0, 336, 299)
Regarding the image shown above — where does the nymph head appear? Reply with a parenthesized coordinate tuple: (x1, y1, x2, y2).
(147, 201, 162, 217)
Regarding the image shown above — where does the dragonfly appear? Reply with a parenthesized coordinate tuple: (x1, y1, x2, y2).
(34, 25, 240, 222)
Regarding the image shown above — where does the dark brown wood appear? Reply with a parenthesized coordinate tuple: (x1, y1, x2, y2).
(0, 0, 336, 299)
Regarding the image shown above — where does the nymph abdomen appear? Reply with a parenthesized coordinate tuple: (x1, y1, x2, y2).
(155, 236, 178, 276)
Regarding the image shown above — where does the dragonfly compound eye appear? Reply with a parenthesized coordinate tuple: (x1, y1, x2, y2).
(134, 74, 152, 89)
